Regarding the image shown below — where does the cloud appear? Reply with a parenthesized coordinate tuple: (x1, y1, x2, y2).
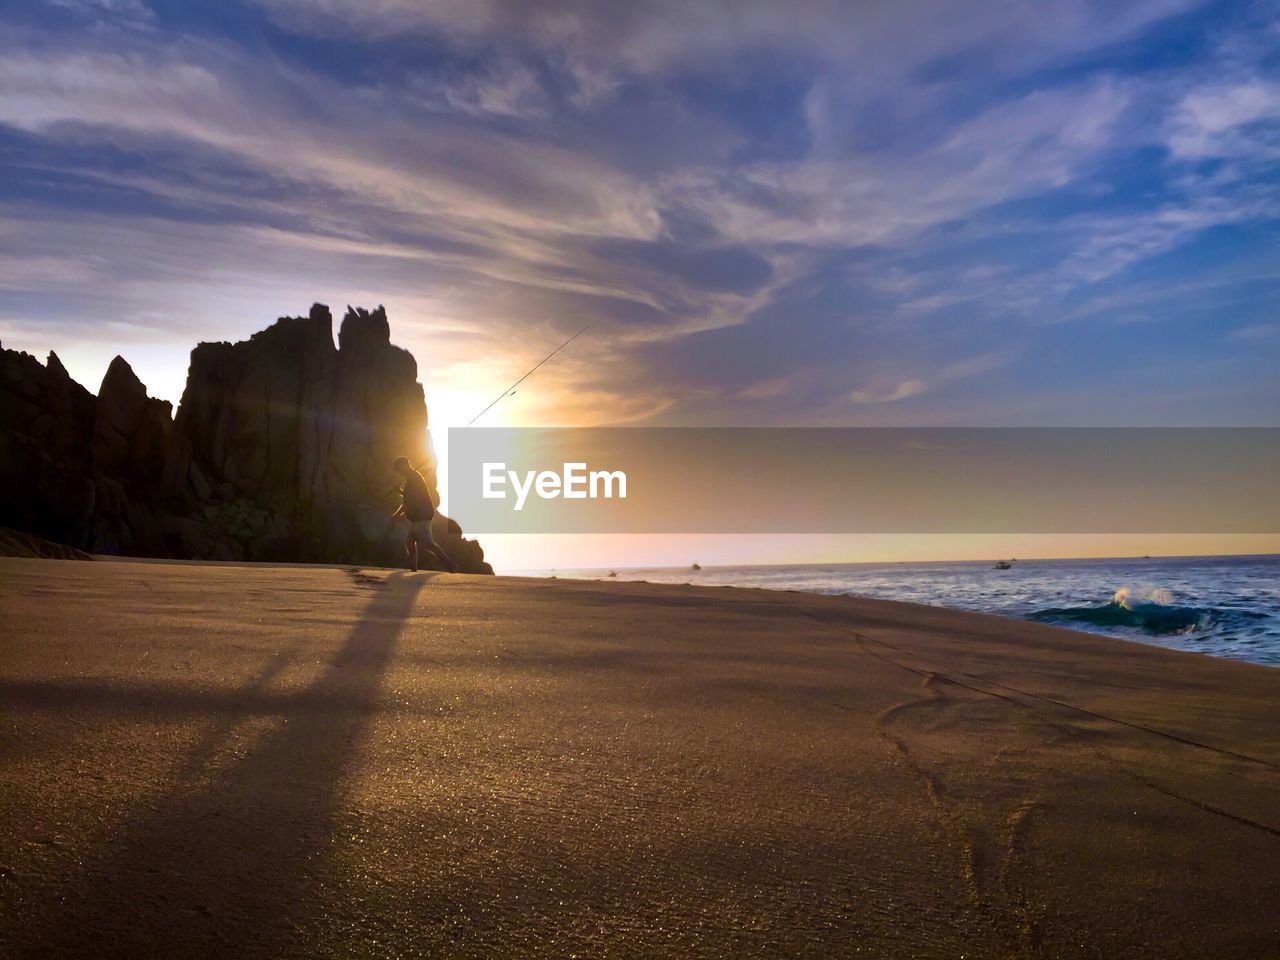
(0, 44, 665, 242)
(1171, 81, 1280, 145)
(846, 379, 927, 404)
(1228, 322, 1279, 342)
(1168, 81, 1280, 160)
(251, 0, 1203, 76)
(1059, 190, 1280, 285)
(659, 77, 1137, 253)
(410, 61, 552, 119)
(47, 0, 153, 25)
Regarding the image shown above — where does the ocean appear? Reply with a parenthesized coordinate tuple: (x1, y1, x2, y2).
(545, 554, 1280, 667)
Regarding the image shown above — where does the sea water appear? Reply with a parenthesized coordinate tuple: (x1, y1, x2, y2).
(547, 555, 1280, 667)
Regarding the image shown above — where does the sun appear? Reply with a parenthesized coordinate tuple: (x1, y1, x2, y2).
(425, 386, 517, 508)
(425, 387, 509, 433)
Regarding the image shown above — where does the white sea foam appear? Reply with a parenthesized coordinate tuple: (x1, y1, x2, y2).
(1113, 586, 1175, 608)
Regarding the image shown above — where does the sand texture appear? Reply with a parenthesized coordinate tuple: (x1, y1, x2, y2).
(1, 558, 1278, 958)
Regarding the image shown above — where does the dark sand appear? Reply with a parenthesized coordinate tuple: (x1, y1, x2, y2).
(1, 558, 1278, 958)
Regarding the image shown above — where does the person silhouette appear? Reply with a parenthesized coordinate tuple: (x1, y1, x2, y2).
(390, 457, 457, 573)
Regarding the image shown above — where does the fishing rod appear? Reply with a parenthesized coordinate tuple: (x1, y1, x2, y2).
(382, 324, 591, 500)
(466, 324, 590, 426)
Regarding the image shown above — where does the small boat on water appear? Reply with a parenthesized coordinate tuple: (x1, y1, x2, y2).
(606, 570, 618, 578)
(994, 560, 1013, 570)
(691, 562, 702, 571)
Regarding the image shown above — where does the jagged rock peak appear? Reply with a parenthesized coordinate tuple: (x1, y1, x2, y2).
(46, 351, 70, 380)
(99, 353, 172, 424)
(100, 355, 146, 399)
(339, 304, 390, 354)
(244, 302, 335, 352)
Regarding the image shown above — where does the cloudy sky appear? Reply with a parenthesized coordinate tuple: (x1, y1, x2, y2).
(2, 0, 1278, 439)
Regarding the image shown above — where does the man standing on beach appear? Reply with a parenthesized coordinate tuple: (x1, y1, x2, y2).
(391, 457, 458, 573)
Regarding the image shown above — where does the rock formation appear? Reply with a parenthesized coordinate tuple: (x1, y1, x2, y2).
(0, 304, 492, 572)
(0, 347, 96, 546)
(0, 526, 95, 561)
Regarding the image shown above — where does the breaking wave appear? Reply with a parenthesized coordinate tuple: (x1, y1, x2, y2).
(1030, 587, 1214, 636)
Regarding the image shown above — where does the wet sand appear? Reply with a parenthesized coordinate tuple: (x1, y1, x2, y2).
(1, 557, 1278, 958)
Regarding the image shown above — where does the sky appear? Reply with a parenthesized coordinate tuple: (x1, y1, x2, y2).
(2, 0, 1278, 568)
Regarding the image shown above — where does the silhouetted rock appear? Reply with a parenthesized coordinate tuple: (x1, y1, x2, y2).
(93, 356, 172, 481)
(0, 526, 94, 560)
(0, 307, 492, 573)
(87, 356, 174, 555)
(0, 346, 96, 545)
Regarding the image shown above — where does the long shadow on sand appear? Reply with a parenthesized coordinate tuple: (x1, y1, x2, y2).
(7, 571, 429, 959)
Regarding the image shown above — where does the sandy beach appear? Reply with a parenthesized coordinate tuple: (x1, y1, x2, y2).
(1, 557, 1278, 959)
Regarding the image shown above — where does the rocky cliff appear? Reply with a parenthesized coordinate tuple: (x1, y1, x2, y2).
(0, 347, 97, 546)
(0, 304, 491, 572)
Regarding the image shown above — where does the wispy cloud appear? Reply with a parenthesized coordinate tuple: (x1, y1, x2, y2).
(47, 0, 153, 25)
(1229, 322, 1279, 342)
(846, 379, 927, 405)
(1170, 81, 1280, 159)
